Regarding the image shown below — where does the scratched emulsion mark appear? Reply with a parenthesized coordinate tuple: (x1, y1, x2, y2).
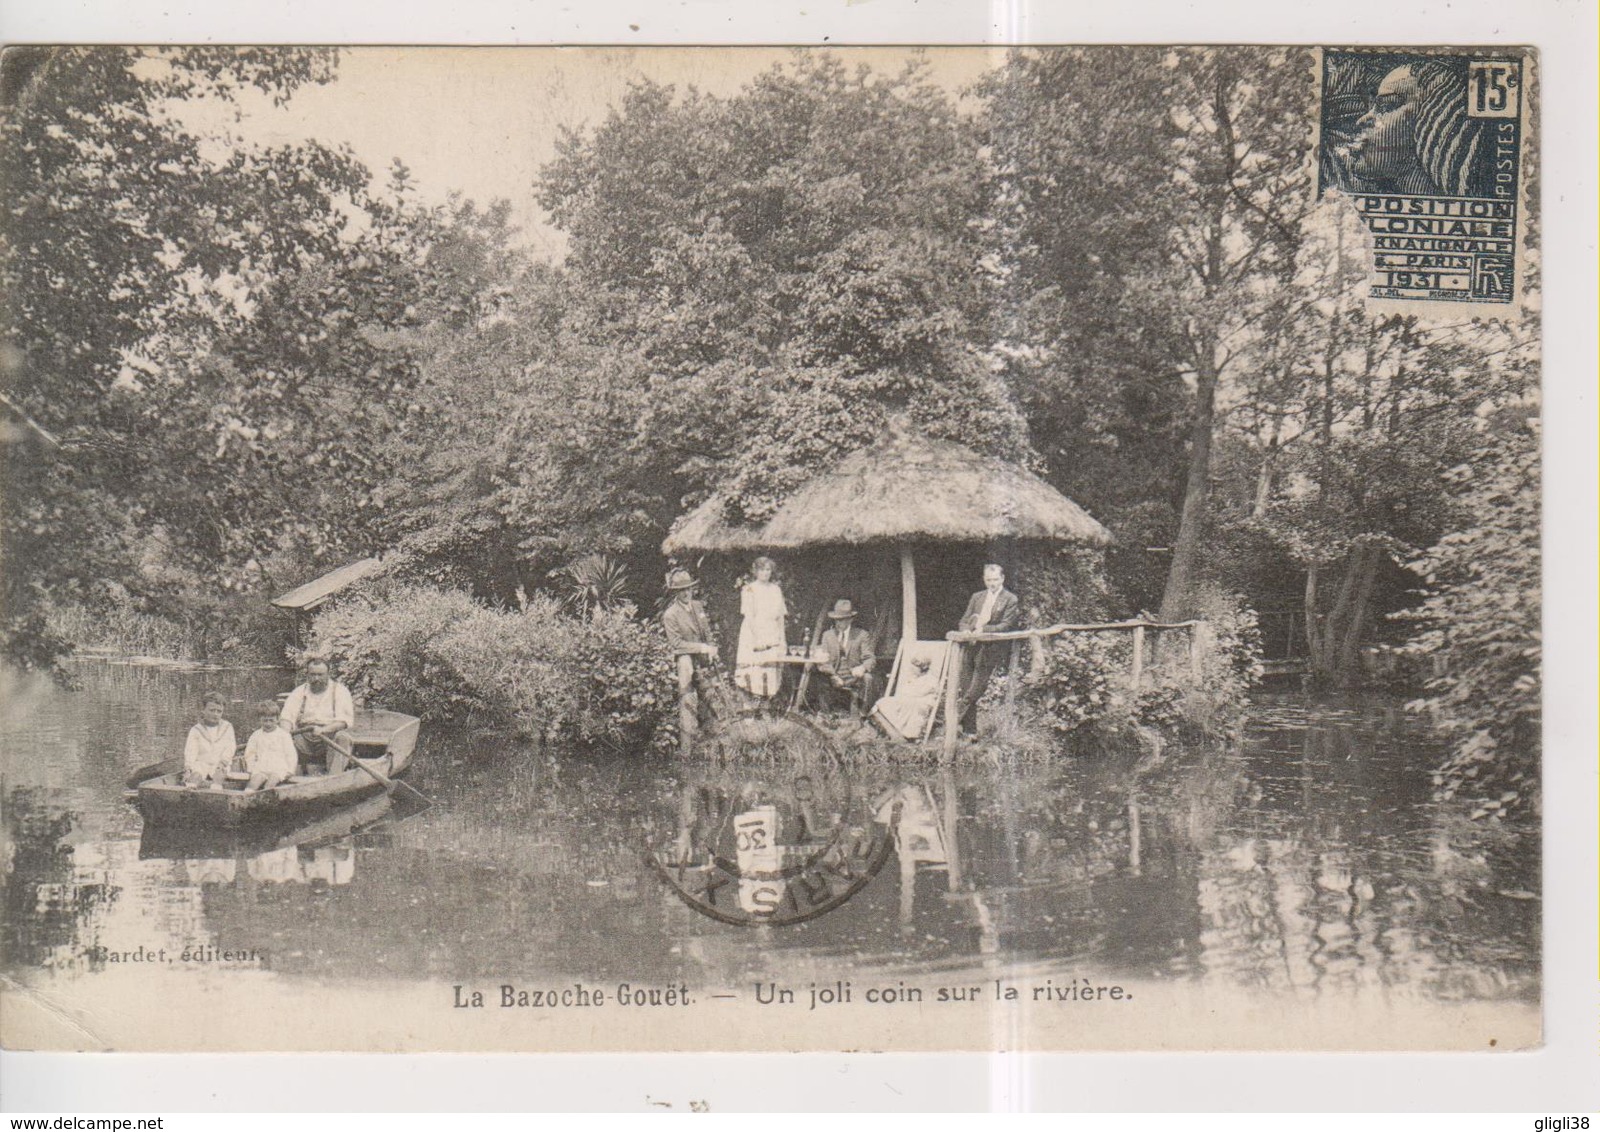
(1319, 49, 1529, 311)
(647, 709, 895, 927)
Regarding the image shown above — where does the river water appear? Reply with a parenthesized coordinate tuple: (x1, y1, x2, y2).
(1, 661, 1539, 1016)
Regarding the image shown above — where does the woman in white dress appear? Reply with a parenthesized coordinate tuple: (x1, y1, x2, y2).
(734, 556, 788, 700)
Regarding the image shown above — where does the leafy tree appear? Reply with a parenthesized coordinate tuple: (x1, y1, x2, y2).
(1212, 202, 1537, 683)
(386, 265, 656, 600)
(398, 55, 1032, 594)
(1397, 419, 1540, 816)
(980, 47, 1190, 610)
(539, 56, 1032, 520)
(982, 47, 1314, 617)
(139, 179, 520, 587)
(1, 46, 340, 671)
(2, 48, 523, 671)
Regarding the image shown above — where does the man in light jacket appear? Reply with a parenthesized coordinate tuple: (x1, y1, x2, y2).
(662, 569, 719, 756)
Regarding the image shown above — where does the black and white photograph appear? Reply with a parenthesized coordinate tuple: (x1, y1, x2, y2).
(0, 42, 1549, 1057)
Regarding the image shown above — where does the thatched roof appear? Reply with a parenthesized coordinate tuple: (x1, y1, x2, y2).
(663, 433, 1111, 554)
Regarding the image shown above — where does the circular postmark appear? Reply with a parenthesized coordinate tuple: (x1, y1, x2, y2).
(647, 707, 898, 927)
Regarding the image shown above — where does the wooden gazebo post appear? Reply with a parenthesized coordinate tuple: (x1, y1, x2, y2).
(906, 543, 966, 753)
(899, 544, 918, 645)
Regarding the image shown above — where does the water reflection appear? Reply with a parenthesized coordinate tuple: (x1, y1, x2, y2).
(651, 726, 895, 926)
(0, 664, 1538, 1005)
(138, 792, 393, 889)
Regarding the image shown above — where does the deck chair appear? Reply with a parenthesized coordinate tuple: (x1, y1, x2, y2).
(869, 639, 952, 742)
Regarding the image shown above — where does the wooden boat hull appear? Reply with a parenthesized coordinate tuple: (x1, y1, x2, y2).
(136, 708, 420, 829)
(139, 791, 395, 860)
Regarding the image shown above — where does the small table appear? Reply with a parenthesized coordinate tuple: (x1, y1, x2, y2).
(731, 650, 825, 711)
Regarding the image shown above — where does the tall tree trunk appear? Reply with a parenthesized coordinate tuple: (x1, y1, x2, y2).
(1304, 544, 1382, 686)
(1334, 545, 1380, 680)
(1158, 64, 1235, 623)
(1304, 563, 1321, 660)
(1160, 350, 1219, 621)
(1322, 549, 1361, 654)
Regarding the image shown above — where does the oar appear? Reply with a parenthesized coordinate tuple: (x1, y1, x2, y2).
(293, 727, 432, 807)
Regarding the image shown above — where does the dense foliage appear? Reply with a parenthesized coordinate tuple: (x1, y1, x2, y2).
(1008, 587, 1261, 746)
(1207, 204, 1538, 685)
(2, 48, 518, 673)
(1, 48, 314, 672)
(312, 583, 675, 749)
(983, 47, 1315, 619)
(393, 57, 1031, 599)
(1398, 422, 1541, 816)
(1024, 634, 1121, 735)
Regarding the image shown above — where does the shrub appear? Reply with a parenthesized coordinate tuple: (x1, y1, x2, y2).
(1013, 587, 1262, 747)
(312, 583, 485, 721)
(311, 582, 675, 750)
(1023, 632, 1121, 734)
(568, 604, 676, 748)
(1133, 678, 1188, 733)
(1170, 589, 1264, 737)
(45, 582, 291, 665)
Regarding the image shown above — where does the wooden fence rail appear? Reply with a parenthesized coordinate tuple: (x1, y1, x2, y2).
(940, 619, 1209, 757)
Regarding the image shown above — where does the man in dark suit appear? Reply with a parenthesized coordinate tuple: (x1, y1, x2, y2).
(951, 564, 1020, 737)
(817, 599, 877, 718)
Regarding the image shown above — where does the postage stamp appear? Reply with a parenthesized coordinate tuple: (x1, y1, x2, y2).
(1318, 49, 1531, 313)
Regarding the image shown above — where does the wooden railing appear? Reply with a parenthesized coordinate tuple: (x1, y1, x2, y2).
(940, 619, 1209, 756)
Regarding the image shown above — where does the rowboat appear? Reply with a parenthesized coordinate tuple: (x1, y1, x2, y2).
(133, 708, 421, 828)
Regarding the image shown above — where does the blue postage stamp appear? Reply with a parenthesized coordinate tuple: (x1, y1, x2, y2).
(1319, 49, 1529, 310)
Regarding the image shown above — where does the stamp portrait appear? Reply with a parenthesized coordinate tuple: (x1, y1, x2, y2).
(1319, 49, 1530, 309)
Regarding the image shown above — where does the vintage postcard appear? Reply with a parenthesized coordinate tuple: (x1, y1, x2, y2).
(0, 45, 1541, 1054)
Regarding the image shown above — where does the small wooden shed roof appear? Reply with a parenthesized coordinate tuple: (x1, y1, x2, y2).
(270, 557, 384, 613)
(663, 432, 1111, 554)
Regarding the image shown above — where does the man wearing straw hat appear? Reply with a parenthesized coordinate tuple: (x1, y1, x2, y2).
(662, 568, 719, 756)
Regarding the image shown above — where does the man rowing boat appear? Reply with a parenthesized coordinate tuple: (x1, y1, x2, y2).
(279, 657, 356, 774)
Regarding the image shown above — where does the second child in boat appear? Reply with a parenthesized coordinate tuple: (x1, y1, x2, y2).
(182, 691, 237, 790)
(243, 701, 299, 792)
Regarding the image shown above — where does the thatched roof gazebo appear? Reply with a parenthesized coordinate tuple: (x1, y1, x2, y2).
(662, 431, 1110, 644)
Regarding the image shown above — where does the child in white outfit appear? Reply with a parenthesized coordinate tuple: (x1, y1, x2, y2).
(244, 701, 299, 792)
(182, 692, 237, 789)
